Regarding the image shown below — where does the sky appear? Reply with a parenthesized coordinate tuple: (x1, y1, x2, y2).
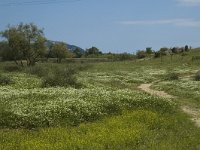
(0, 0, 200, 53)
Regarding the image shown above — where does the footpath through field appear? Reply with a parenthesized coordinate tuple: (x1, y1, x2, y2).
(138, 83, 200, 127)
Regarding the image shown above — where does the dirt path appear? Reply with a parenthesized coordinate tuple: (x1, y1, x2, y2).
(138, 83, 200, 127)
(181, 106, 200, 127)
(138, 84, 174, 99)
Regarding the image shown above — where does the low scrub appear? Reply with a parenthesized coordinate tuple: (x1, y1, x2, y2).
(0, 74, 13, 85)
(3, 64, 23, 72)
(26, 65, 50, 77)
(42, 67, 81, 88)
(164, 72, 179, 80)
(194, 71, 200, 81)
(26, 64, 84, 88)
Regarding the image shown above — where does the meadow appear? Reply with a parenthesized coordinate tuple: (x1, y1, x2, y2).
(0, 48, 200, 149)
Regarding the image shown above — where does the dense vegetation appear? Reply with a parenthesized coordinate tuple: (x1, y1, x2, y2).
(0, 47, 200, 149)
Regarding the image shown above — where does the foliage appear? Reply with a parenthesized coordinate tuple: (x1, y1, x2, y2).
(85, 47, 102, 57)
(73, 48, 84, 58)
(3, 64, 23, 72)
(117, 53, 134, 61)
(0, 48, 200, 148)
(159, 47, 168, 56)
(194, 71, 200, 81)
(164, 72, 179, 80)
(42, 67, 80, 88)
(0, 74, 13, 85)
(136, 50, 146, 59)
(185, 45, 189, 52)
(26, 65, 49, 77)
(51, 42, 68, 63)
(25, 64, 81, 88)
(0, 42, 11, 60)
(146, 47, 153, 54)
(0, 85, 176, 128)
(154, 51, 161, 58)
(0, 23, 47, 66)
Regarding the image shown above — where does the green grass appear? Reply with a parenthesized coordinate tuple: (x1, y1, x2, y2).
(0, 48, 200, 149)
(1, 110, 200, 150)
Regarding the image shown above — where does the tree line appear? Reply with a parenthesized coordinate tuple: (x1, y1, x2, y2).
(0, 23, 137, 65)
(0, 23, 192, 66)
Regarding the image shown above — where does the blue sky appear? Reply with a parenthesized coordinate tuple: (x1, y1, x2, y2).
(0, 0, 200, 53)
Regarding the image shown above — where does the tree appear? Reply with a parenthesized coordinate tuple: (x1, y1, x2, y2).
(136, 50, 146, 59)
(171, 47, 177, 54)
(0, 23, 47, 66)
(146, 47, 153, 55)
(117, 53, 133, 61)
(73, 48, 83, 58)
(85, 47, 102, 57)
(51, 42, 68, 63)
(185, 45, 189, 52)
(0, 42, 9, 60)
(154, 51, 161, 58)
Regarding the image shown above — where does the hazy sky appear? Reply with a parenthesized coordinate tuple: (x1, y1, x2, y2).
(0, 0, 200, 53)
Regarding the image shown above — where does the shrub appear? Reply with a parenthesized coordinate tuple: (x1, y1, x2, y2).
(26, 65, 49, 77)
(25, 64, 87, 88)
(42, 66, 81, 88)
(164, 72, 179, 80)
(0, 74, 13, 85)
(3, 64, 23, 72)
(194, 71, 200, 81)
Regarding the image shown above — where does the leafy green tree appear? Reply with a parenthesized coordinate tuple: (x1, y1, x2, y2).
(154, 51, 161, 58)
(146, 47, 153, 54)
(0, 23, 47, 66)
(118, 53, 133, 61)
(85, 47, 102, 57)
(1, 27, 24, 65)
(73, 48, 83, 58)
(51, 42, 68, 63)
(185, 45, 189, 52)
(0, 42, 10, 60)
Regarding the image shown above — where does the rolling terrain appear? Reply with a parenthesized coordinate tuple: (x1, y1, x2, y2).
(0, 48, 200, 149)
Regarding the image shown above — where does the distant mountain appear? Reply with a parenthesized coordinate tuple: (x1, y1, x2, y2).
(45, 40, 85, 53)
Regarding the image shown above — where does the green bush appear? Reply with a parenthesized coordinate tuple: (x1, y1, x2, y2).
(26, 65, 49, 77)
(42, 66, 81, 88)
(0, 74, 13, 85)
(25, 64, 84, 88)
(194, 71, 200, 81)
(3, 65, 23, 72)
(164, 72, 179, 80)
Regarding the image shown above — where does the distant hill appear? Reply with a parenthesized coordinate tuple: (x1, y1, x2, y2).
(45, 40, 85, 53)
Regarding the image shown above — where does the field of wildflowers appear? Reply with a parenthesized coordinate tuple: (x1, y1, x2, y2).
(0, 48, 200, 149)
(0, 70, 175, 128)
